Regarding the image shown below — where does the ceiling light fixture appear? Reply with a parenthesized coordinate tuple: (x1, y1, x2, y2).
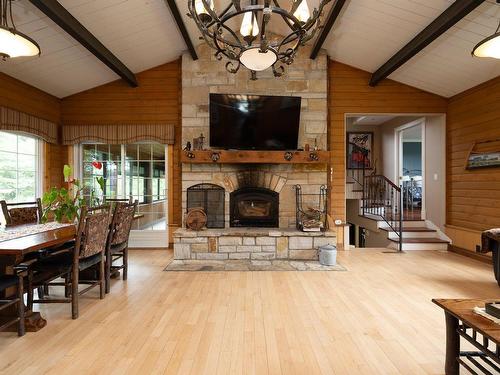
(0, 0, 40, 60)
(472, 0, 500, 59)
(188, 0, 331, 79)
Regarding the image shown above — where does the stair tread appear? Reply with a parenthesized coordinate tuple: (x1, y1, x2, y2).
(360, 214, 425, 222)
(380, 227, 436, 232)
(388, 237, 449, 244)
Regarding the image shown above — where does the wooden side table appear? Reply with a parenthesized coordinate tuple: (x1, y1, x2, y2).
(433, 299, 500, 375)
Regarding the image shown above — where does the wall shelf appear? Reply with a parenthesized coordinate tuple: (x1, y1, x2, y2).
(181, 150, 330, 164)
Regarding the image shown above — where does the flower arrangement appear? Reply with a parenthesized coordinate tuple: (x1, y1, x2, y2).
(41, 163, 105, 223)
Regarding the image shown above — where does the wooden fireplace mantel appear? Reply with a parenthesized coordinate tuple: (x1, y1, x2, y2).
(180, 150, 330, 164)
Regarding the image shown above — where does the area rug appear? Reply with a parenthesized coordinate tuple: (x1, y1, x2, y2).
(164, 259, 346, 272)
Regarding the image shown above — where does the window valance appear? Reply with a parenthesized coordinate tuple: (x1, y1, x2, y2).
(62, 123, 175, 145)
(0, 106, 58, 144)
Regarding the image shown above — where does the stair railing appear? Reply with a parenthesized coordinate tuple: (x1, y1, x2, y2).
(363, 175, 403, 252)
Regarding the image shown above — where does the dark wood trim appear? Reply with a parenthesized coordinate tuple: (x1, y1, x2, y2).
(369, 0, 486, 86)
(448, 244, 492, 265)
(28, 0, 138, 87)
(310, 0, 346, 60)
(164, 0, 198, 60)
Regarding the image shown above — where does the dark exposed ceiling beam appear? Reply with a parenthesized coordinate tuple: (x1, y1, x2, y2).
(310, 0, 346, 60)
(369, 0, 486, 87)
(164, 0, 198, 60)
(29, 0, 137, 87)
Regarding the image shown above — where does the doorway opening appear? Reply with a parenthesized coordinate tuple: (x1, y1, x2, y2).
(396, 120, 423, 221)
(345, 114, 446, 249)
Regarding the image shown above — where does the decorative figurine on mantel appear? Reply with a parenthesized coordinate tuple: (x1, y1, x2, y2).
(193, 133, 205, 151)
(183, 141, 191, 151)
(313, 138, 319, 151)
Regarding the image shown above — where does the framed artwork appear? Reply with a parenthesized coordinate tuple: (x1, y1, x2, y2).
(347, 132, 373, 169)
(465, 139, 500, 170)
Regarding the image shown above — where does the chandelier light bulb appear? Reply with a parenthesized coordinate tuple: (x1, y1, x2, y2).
(240, 12, 259, 38)
(195, 0, 213, 17)
(293, 0, 311, 23)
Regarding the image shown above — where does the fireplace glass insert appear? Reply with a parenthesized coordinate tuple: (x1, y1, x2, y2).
(230, 187, 279, 227)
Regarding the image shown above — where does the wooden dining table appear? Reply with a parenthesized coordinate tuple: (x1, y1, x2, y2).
(0, 223, 76, 332)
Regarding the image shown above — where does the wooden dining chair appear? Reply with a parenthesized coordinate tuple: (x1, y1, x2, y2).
(27, 205, 110, 319)
(1, 199, 43, 226)
(105, 200, 138, 293)
(104, 196, 133, 205)
(0, 266, 26, 336)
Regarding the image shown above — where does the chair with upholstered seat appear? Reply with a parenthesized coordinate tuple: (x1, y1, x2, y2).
(0, 266, 26, 336)
(105, 200, 137, 293)
(104, 201, 137, 293)
(27, 205, 110, 319)
(104, 196, 133, 205)
(1, 199, 43, 227)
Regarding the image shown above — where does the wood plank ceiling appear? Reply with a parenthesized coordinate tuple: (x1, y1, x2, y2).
(325, 0, 500, 97)
(0, 0, 499, 98)
(0, 0, 186, 98)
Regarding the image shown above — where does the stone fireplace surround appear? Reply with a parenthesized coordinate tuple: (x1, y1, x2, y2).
(174, 43, 335, 261)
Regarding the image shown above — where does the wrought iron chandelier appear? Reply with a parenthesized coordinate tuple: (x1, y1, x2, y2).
(188, 0, 331, 78)
(0, 0, 40, 60)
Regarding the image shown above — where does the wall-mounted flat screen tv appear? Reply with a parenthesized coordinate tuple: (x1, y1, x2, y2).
(209, 93, 301, 150)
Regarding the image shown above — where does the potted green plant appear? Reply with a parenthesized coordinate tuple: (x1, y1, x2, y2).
(41, 164, 105, 223)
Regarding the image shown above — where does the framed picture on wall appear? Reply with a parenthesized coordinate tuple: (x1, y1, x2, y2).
(465, 138, 500, 170)
(347, 132, 373, 169)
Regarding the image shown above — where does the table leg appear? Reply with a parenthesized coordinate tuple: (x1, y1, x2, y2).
(0, 256, 46, 332)
(445, 312, 460, 375)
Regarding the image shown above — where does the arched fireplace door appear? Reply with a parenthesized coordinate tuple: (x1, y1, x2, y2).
(230, 187, 279, 228)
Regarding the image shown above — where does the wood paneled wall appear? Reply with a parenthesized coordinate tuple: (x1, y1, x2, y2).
(447, 76, 500, 237)
(328, 61, 448, 235)
(0, 73, 66, 189)
(60, 60, 182, 235)
(0, 73, 60, 123)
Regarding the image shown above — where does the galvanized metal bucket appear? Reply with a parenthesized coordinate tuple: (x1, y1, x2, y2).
(319, 244, 337, 266)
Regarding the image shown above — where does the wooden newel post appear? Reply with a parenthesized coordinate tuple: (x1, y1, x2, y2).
(444, 312, 460, 375)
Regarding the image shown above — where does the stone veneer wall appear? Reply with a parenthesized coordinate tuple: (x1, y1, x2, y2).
(181, 44, 329, 229)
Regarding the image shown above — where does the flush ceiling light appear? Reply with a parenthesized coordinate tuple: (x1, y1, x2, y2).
(188, 0, 330, 79)
(0, 0, 40, 60)
(472, 0, 500, 59)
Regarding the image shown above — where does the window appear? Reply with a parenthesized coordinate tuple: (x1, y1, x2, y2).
(81, 143, 167, 231)
(0, 131, 41, 203)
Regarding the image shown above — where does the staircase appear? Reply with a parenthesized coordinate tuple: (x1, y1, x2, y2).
(347, 143, 449, 251)
(372, 217, 449, 251)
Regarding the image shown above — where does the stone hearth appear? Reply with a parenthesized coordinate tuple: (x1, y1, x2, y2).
(174, 228, 336, 261)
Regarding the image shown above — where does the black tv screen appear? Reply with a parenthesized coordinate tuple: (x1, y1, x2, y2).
(209, 93, 301, 150)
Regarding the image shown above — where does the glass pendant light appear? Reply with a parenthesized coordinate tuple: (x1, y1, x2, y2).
(472, 0, 500, 59)
(472, 20, 500, 59)
(0, 0, 40, 60)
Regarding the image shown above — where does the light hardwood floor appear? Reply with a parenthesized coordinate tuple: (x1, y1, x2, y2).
(0, 249, 498, 375)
